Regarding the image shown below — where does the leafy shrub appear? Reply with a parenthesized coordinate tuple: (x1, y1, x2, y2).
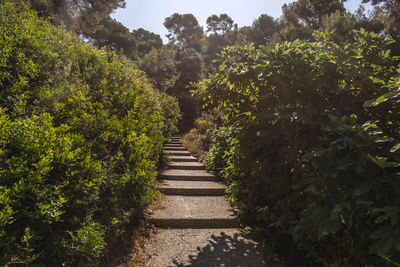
(0, 1, 180, 265)
(197, 30, 400, 265)
(206, 126, 234, 179)
(181, 114, 216, 161)
(158, 92, 181, 137)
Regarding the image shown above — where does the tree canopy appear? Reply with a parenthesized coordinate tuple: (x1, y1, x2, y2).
(206, 14, 235, 35)
(132, 28, 163, 57)
(89, 17, 137, 58)
(27, 0, 126, 35)
(164, 13, 204, 49)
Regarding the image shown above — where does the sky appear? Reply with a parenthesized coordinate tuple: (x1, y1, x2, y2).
(111, 0, 373, 44)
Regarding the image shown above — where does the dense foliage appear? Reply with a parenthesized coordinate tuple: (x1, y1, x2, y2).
(150, 0, 400, 131)
(3, 0, 400, 265)
(26, 0, 126, 36)
(181, 115, 216, 161)
(25, 0, 399, 132)
(196, 30, 400, 265)
(0, 1, 180, 265)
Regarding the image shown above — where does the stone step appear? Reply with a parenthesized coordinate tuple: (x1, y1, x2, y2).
(148, 196, 237, 228)
(167, 162, 205, 170)
(168, 140, 181, 144)
(159, 180, 225, 196)
(169, 155, 198, 162)
(163, 150, 191, 156)
(164, 143, 183, 147)
(167, 143, 180, 147)
(142, 229, 268, 266)
(160, 169, 216, 181)
(163, 147, 186, 151)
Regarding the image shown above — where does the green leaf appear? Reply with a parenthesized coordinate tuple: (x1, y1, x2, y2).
(390, 143, 400, 153)
(369, 225, 393, 240)
(353, 181, 376, 197)
(368, 154, 400, 169)
(364, 90, 400, 107)
(310, 207, 329, 224)
(362, 121, 378, 131)
(318, 219, 342, 238)
(219, 62, 227, 71)
(393, 179, 400, 195)
(369, 237, 393, 256)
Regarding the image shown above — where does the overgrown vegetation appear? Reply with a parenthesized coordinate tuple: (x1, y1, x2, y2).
(0, 1, 180, 265)
(194, 30, 400, 265)
(3, 0, 400, 265)
(181, 115, 215, 161)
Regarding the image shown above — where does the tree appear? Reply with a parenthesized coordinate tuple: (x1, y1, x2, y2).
(169, 48, 205, 130)
(280, 1, 314, 41)
(280, 0, 346, 41)
(27, 0, 126, 36)
(250, 14, 280, 46)
(138, 47, 179, 91)
(206, 14, 234, 35)
(361, 0, 400, 54)
(320, 7, 385, 44)
(203, 24, 248, 72)
(132, 28, 163, 57)
(89, 17, 137, 58)
(164, 13, 204, 49)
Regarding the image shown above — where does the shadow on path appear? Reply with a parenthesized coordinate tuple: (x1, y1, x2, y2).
(171, 231, 273, 267)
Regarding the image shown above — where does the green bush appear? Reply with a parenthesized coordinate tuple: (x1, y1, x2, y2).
(198, 30, 400, 265)
(158, 92, 181, 137)
(181, 114, 216, 161)
(0, 1, 180, 265)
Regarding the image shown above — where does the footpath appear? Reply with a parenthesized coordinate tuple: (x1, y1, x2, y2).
(140, 136, 269, 266)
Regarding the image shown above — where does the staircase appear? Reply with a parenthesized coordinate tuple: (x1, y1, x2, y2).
(149, 135, 237, 228)
(142, 136, 268, 266)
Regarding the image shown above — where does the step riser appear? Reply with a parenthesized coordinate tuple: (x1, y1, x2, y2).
(170, 158, 198, 162)
(160, 175, 215, 181)
(164, 147, 186, 151)
(164, 144, 183, 147)
(149, 218, 238, 228)
(160, 188, 225, 196)
(167, 165, 205, 170)
(163, 151, 191, 156)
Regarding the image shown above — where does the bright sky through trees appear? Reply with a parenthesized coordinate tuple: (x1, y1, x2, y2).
(111, 0, 372, 43)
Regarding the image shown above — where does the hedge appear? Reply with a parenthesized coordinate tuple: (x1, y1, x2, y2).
(0, 1, 180, 265)
(198, 30, 400, 266)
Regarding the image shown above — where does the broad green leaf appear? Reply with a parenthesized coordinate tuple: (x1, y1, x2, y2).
(368, 154, 400, 168)
(318, 219, 342, 238)
(362, 121, 378, 131)
(369, 237, 393, 257)
(364, 90, 400, 107)
(353, 181, 376, 197)
(390, 143, 400, 153)
(369, 226, 393, 240)
(219, 62, 227, 71)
